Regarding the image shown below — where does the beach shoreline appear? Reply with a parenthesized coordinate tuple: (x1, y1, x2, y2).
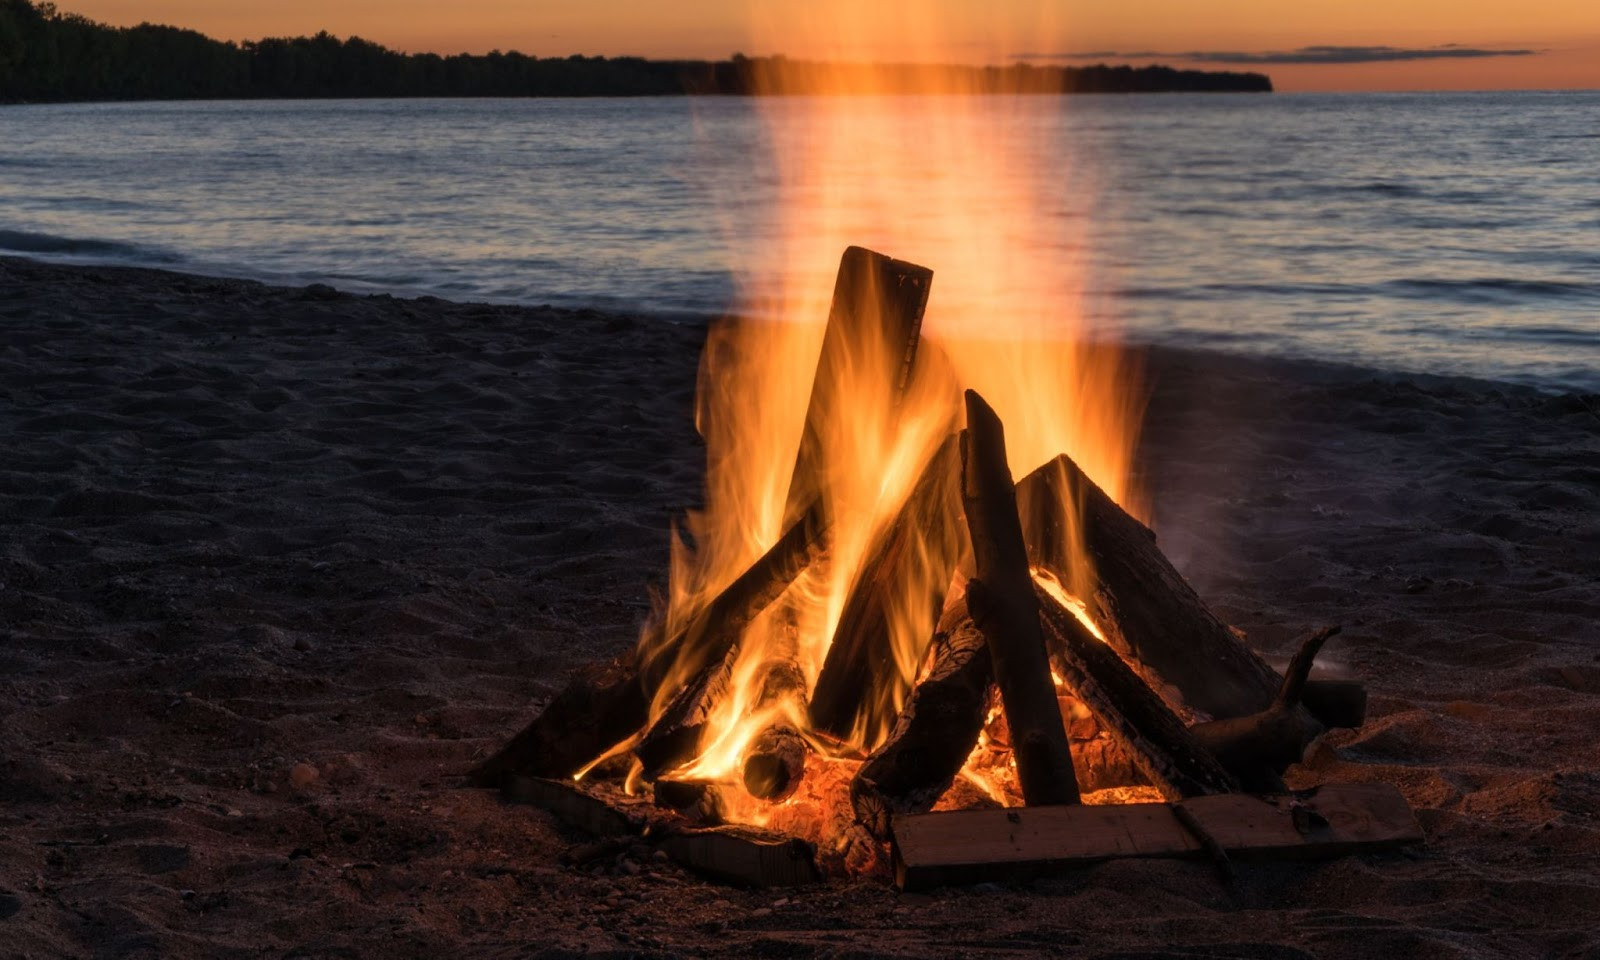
(2, 254, 1597, 958)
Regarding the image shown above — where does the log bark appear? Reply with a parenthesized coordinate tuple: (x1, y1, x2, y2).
(960, 391, 1080, 806)
(809, 434, 966, 742)
(1035, 583, 1238, 800)
(1188, 626, 1340, 792)
(1015, 452, 1317, 731)
(468, 651, 647, 787)
(851, 601, 992, 839)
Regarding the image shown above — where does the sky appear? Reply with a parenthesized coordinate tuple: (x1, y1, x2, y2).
(62, 0, 1600, 92)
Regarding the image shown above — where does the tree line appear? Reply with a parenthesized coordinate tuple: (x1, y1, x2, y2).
(0, 0, 1271, 102)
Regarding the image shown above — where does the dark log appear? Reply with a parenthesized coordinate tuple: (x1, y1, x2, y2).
(1302, 679, 1367, 729)
(657, 826, 822, 887)
(742, 659, 811, 801)
(1015, 452, 1317, 730)
(634, 247, 933, 777)
(1188, 626, 1340, 792)
(809, 434, 966, 742)
(889, 782, 1424, 892)
(1035, 583, 1238, 800)
(961, 390, 1079, 806)
(851, 601, 992, 839)
(468, 652, 647, 787)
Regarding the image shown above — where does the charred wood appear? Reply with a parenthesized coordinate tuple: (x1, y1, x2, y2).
(1302, 679, 1367, 729)
(961, 391, 1080, 806)
(1035, 583, 1238, 800)
(1015, 452, 1317, 731)
(468, 652, 647, 787)
(850, 601, 992, 839)
(809, 434, 966, 741)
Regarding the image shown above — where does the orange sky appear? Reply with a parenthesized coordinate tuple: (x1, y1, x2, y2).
(62, 0, 1600, 91)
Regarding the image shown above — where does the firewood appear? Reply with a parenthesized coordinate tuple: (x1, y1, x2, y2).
(1035, 583, 1238, 800)
(889, 782, 1423, 891)
(468, 652, 647, 787)
(960, 390, 1080, 806)
(636, 247, 933, 778)
(657, 825, 822, 887)
(742, 659, 811, 801)
(850, 601, 992, 839)
(1188, 626, 1340, 792)
(809, 434, 966, 741)
(1015, 452, 1317, 731)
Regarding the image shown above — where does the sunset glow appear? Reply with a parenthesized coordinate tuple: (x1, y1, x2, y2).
(61, 0, 1600, 91)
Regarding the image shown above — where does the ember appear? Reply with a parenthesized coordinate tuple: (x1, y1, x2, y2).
(473, 247, 1418, 888)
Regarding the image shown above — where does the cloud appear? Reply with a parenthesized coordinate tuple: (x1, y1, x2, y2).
(1016, 45, 1539, 65)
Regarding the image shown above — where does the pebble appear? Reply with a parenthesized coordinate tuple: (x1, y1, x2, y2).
(289, 763, 320, 789)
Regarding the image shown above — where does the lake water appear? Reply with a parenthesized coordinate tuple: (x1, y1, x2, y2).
(2, 93, 1598, 391)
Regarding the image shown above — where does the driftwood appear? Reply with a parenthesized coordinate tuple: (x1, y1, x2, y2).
(634, 247, 933, 778)
(469, 652, 647, 787)
(889, 782, 1423, 891)
(809, 434, 965, 741)
(961, 391, 1080, 806)
(850, 601, 992, 839)
(1035, 583, 1238, 800)
(1189, 626, 1340, 792)
(1015, 452, 1317, 732)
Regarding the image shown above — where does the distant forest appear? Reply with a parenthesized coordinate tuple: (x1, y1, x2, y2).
(0, 0, 1272, 102)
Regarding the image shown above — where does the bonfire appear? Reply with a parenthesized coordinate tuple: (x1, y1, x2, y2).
(471, 246, 1418, 890)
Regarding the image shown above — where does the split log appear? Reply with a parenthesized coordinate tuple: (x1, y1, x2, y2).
(1035, 583, 1238, 800)
(961, 390, 1080, 806)
(889, 782, 1423, 891)
(657, 826, 822, 887)
(636, 247, 933, 777)
(850, 600, 992, 839)
(1189, 625, 1340, 792)
(1015, 452, 1316, 731)
(468, 652, 647, 787)
(809, 434, 966, 741)
(742, 659, 811, 801)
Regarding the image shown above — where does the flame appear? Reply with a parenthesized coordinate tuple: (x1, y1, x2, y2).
(630, 1, 1144, 844)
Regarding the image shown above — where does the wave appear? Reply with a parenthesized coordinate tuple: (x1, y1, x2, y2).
(1112, 277, 1600, 305)
(0, 228, 178, 264)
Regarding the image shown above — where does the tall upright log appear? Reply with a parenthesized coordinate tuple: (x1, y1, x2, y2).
(809, 434, 966, 742)
(1015, 452, 1316, 730)
(961, 391, 1080, 806)
(636, 247, 934, 778)
(1034, 584, 1237, 800)
(851, 600, 992, 838)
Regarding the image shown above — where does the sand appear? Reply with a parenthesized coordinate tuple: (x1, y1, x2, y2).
(1, 254, 1597, 959)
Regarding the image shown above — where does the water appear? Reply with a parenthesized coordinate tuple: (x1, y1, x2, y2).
(2, 93, 1598, 392)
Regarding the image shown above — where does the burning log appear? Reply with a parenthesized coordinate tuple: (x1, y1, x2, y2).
(960, 390, 1080, 806)
(468, 651, 647, 787)
(1035, 583, 1238, 800)
(850, 600, 992, 839)
(742, 659, 810, 801)
(636, 247, 934, 778)
(1188, 625, 1341, 792)
(1016, 452, 1319, 731)
(809, 434, 965, 741)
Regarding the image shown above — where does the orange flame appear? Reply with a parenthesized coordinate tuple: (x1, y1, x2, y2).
(634, 1, 1145, 839)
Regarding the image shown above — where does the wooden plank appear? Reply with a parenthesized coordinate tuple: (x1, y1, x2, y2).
(658, 826, 822, 887)
(890, 782, 1422, 891)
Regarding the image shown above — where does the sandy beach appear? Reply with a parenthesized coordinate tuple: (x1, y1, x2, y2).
(2, 253, 1597, 959)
